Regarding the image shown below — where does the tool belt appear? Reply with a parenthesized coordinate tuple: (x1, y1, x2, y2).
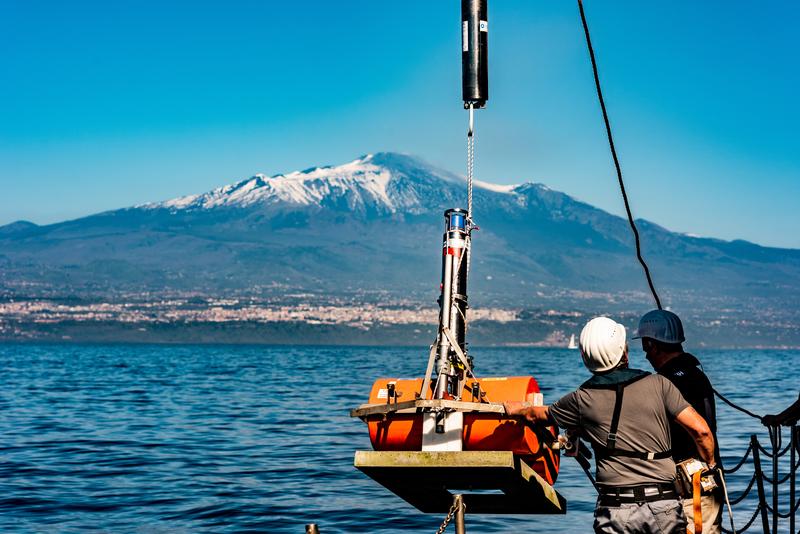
(598, 482, 679, 506)
(676, 458, 718, 497)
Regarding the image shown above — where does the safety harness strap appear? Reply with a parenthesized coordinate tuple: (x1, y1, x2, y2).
(589, 374, 672, 461)
(606, 384, 625, 452)
(692, 470, 703, 533)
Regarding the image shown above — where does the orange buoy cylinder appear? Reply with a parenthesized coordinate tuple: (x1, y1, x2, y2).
(365, 376, 560, 485)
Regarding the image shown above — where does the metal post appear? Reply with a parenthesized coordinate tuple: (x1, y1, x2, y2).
(753, 434, 772, 534)
(453, 494, 466, 534)
(305, 524, 319, 534)
(791, 425, 797, 534)
(772, 428, 779, 534)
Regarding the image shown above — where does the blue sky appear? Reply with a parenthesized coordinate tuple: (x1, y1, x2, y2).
(1, 1, 798, 248)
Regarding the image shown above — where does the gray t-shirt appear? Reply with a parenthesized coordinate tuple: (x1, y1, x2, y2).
(549, 373, 690, 486)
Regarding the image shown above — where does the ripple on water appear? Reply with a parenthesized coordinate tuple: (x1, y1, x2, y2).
(0, 345, 797, 533)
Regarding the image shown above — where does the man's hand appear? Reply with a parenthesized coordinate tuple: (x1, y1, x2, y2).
(703, 461, 719, 477)
(762, 396, 800, 427)
(503, 401, 532, 417)
(762, 414, 782, 427)
(503, 401, 550, 425)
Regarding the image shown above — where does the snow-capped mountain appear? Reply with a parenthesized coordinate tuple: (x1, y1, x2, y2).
(2, 153, 799, 312)
(143, 153, 516, 215)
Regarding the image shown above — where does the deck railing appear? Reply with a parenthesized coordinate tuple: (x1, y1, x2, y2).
(720, 425, 799, 534)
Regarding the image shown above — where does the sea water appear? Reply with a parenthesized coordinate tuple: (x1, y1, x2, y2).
(0, 344, 797, 533)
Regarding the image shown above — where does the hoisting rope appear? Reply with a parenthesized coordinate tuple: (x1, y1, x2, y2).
(575, 2, 749, 531)
(576, 0, 662, 311)
(575, 8, 800, 533)
(579, 0, 766, 430)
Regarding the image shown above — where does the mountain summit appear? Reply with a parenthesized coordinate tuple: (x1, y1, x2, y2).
(145, 153, 515, 216)
(1, 152, 799, 312)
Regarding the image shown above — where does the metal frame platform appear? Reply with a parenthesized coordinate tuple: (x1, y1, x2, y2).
(354, 450, 566, 514)
(350, 399, 506, 419)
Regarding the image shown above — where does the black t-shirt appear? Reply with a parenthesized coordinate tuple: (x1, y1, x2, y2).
(658, 352, 720, 463)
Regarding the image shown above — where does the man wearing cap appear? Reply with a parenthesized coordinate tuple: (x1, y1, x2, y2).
(505, 316, 716, 534)
(635, 310, 722, 534)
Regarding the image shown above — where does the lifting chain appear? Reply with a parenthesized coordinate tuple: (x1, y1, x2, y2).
(435, 498, 465, 534)
(465, 103, 475, 279)
(466, 103, 475, 221)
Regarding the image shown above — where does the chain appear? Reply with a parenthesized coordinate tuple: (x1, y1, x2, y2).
(467, 103, 474, 221)
(465, 103, 475, 279)
(435, 498, 465, 534)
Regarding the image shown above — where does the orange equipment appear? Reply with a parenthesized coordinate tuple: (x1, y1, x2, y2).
(363, 376, 560, 485)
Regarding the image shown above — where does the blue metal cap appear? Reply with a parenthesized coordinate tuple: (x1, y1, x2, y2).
(445, 208, 468, 231)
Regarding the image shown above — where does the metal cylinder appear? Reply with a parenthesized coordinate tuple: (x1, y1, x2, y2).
(461, 0, 488, 108)
(454, 494, 466, 534)
(435, 208, 470, 398)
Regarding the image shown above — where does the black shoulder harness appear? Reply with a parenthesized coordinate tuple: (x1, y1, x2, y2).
(581, 369, 672, 461)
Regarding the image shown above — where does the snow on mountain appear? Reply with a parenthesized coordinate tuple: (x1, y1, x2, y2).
(144, 153, 518, 213)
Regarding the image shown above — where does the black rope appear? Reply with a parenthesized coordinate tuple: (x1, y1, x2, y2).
(757, 441, 793, 460)
(725, 441, 755, 474)
(761, 457, 800, 485)
(576, 0, 662, 310)
(576, 0, 785, 446)
(764, 499, 800, 519)
(730, 473, 758, 505)
(714, 387, 763, 420)
(722, 505, 762, 534)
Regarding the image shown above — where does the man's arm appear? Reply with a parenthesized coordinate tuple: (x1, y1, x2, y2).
(675, 405, 716, 466)
(503, 401, 552, 425)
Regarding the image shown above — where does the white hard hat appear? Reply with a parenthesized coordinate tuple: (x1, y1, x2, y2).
(633, 309, 685, 344)
(579, 317, 627, 373)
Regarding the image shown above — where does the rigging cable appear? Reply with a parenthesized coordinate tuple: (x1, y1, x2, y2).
(576, 0, 662, 311)
(578, 0, 765, 424)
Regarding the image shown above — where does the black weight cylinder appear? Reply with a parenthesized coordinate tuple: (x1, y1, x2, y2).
(461, 0, 488, 108)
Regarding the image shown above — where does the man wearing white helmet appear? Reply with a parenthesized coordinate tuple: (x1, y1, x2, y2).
(505, 316, 716, 534)
(635, 309, 722, 534)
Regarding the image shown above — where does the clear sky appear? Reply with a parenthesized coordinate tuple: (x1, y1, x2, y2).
(1, 1, 798, 248)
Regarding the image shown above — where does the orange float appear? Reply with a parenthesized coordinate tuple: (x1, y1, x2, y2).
(363, 376, 560, 485)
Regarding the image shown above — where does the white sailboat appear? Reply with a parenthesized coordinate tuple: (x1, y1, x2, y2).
(567, 334, 577, 349)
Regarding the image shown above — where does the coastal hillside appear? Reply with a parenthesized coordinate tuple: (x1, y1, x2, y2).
(2, 152, 798, 304)
(1, 153, 798, 346)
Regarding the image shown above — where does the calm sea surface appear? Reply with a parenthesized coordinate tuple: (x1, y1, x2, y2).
(1, 344, 798, 533)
